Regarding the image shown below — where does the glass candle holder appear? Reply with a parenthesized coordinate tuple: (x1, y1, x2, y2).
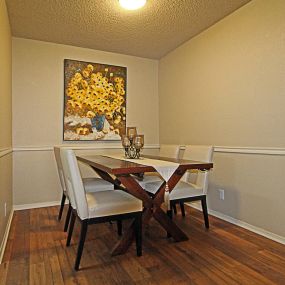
(121, 135, 130, 147)
(127, 127, 137, 139)
(134, 135, 144, 149)
(122, 128, 144, 159)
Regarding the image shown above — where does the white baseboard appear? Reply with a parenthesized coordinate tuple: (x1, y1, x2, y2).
(0, 209, 14, 264)
(13, 200, 63, 211)
(187, 202, 285, 245)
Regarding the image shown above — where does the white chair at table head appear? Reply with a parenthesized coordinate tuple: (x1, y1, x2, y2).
(168, 145, 214, 227)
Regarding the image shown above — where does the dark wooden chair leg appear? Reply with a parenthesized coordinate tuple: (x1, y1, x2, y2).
(58, 192, 66, 221)
(135, 214, 142, 256)
(117, 220, 122, 236)
(167, 209, 173, 220)
(180, 202, 186, 217)
(75, 221, 88, 271)
(172, 204, 177, 214)
(66, 210, 76, 246)
(166, 208, 173, 238)
(201, 196, 209, 229)
(64, 203, 72, 232)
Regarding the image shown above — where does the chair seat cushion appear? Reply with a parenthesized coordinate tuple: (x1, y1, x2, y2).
(143, 180, 204, 199)
(86, 190, 142, 218)
(83, 178, 114, 192)
(135, 173, 162, 188)
(169, 181, 204, 201)
(142, 180, 163, 194)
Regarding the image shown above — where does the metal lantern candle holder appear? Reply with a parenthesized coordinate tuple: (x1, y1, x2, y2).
(121, 127, 144, 159)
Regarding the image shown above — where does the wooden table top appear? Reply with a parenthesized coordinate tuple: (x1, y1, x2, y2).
(77, 154, 213, 175)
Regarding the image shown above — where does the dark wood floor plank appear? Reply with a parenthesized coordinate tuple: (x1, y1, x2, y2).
(200, 229, 285, 284)
(119, 255, 151, 283)
(182, 236, 275, 285)
(218, 222, 285, 256)
(174, 210, 284, 284)
(155, 241, 232, 285)
(45, 207, 65, 285)
(185, 229, 280, 283)
(0, 261, 9, 285)
(0, 212, 17, 284)
(4, 210, 30, 285)
(1, 205, 285, 285)
(29, 262, 46, 285)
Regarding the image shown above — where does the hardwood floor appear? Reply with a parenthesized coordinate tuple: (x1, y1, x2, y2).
(1, 206, 285, 285)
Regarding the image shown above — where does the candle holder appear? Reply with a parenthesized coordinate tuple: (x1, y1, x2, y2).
(121, 127, 144, 159)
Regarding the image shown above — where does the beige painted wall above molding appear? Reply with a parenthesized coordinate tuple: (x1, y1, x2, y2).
(0, 0, 12, 149)
(159, 0, 285, 147)
(158, 0, 285, 239)
(12, 38, 159, 147)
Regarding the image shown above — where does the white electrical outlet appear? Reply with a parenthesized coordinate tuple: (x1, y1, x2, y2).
(4, 202, 7, 217)
(218, 189, 225, 200)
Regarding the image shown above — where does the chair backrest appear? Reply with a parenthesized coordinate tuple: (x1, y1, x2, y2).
(60, 148, 89, 220)
(182, 145, 214, 194)
(54, 146, 67, 194)
(159, 144, 180, 159)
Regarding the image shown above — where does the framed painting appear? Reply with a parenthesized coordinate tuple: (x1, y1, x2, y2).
(63, 59, 127, 141)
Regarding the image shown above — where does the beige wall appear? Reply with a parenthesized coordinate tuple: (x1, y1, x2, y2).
(159, 0, 285, 237)
(0, 0, 13, 254)
(0, 1, 12, 148)
(12, 38, 159, 205)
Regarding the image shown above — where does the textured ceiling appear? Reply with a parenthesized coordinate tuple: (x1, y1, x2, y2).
(6, 0, 251, 59)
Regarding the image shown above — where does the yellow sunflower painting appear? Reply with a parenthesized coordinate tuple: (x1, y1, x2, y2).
(63, 59, 127, 141)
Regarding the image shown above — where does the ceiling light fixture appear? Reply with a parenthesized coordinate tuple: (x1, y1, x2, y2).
(119, 0, 146, 10)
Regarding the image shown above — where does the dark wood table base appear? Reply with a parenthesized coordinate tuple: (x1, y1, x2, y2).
(78, 155, 213, 256)
(111, 171, 189, 256)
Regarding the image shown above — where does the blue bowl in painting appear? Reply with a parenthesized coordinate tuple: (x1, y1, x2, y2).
(91, 115, 105, 132)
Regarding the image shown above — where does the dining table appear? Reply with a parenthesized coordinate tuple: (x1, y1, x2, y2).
(77, 153, 213, 256)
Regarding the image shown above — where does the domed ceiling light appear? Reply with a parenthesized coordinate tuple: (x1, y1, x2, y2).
(119, 0, 147, 10)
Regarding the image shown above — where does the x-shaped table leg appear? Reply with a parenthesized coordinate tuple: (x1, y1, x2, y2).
(111, 170, 188, 256)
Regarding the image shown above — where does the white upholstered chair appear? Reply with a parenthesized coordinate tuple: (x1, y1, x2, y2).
(60, 148, 143, 270)
(136, 144, 181, 191)
(168, 145, 213, 228)
(54, 146, 114, 231)
(143, 145, 213, 228)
